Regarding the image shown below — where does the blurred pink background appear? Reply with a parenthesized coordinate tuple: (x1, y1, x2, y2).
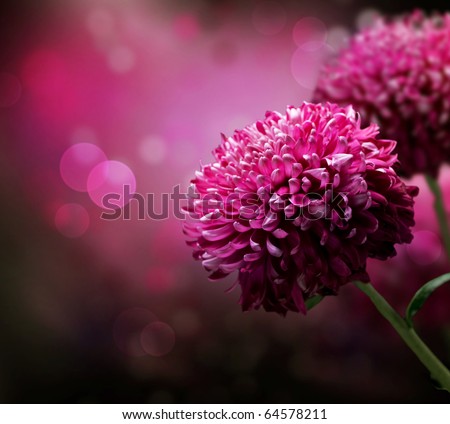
(0, 0, 449, 403)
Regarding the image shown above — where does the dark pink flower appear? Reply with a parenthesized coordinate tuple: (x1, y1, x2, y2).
(184, 102, 418, 315)
(314, 11, 450, 178)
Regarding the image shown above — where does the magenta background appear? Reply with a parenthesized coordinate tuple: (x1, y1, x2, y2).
(0, 0, 449, 403)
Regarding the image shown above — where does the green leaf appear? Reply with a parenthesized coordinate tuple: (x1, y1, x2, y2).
(305, 295, 324, 311)
(405, 273, 450, 327)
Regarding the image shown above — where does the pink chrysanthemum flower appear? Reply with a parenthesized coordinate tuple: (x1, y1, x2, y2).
(183, 102, 418, 315)
(314, 11, 450, 178)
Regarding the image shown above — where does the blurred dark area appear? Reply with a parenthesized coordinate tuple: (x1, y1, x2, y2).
(0, 0, 450, 404)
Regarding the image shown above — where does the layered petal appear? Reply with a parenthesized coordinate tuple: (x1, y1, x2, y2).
(184, 102, 418, 315)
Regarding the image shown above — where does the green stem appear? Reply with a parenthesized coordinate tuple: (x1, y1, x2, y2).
(426, 175, 450, 261)
(354, 281, 450, 392)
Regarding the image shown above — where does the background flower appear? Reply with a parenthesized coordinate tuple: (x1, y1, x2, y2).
(314, 10, 450, 177)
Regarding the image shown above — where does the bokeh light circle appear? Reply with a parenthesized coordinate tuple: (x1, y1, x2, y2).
(54, 203, 90, 238)
(252, 2, 287, 36)
(139, 136, 167, 165)
(406, 231, 442, 266)
(293, 17, 327, 51)
(290, 45, 331, 90)
(87, 160, 136, 209)
(60, 143, 107, 192)
(141, 321, 176, 357)
(113, 308, 157, 357)
(0, 72, 22, 107)
(327, 26, 350, 52)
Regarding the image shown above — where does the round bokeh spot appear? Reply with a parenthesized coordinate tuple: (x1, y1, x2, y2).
(54, 203, 90, 238)
(293, 17, 327, 51)
(290, 44, 332, 90)
(60, 143, 107, 192)
(141, 321, 176, 357)
(87, 160, 136, 209)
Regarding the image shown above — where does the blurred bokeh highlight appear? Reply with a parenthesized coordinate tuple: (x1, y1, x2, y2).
(0, 0, 449, 403)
